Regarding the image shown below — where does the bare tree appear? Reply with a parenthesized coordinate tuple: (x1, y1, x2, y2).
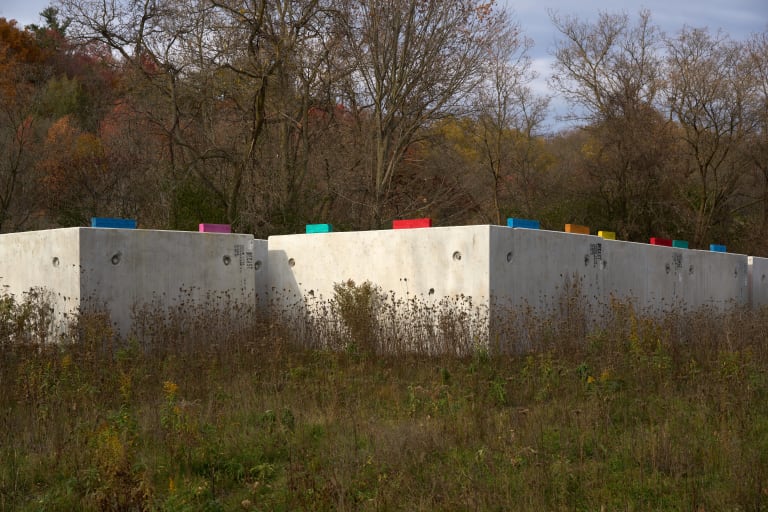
(549, 10, 678, 240)
(550, 9, 662, 123)
(58, 0, 326, 229)
(741, 31, 768, 246)
(664, 28, 759, 245)
(340, 0, 502, 226)
(472, 16, 549, 224)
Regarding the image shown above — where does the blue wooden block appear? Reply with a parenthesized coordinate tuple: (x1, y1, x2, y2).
(710, 244, 726, 252)
(506, 218, 540, 230)
(672, 240, 689, 249)
(306, 223, 333, 234)
(91, 217, 137, 229)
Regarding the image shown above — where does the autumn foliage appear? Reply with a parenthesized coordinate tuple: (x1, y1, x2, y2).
(0, 6, 765, 254)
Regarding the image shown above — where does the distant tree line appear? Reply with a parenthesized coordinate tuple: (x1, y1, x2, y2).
(1, 3, 766, 253)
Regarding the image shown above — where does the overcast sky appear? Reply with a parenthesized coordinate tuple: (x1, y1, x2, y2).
(1, 0, 766, 129)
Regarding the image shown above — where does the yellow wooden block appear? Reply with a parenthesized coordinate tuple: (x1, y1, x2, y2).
(598, 230, 616, 240)
(565, 224, 590, 235)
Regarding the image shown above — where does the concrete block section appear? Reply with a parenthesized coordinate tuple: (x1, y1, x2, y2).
(269, 226, 490, 307)
(79, 229, 267, 334)
(0, 228, 83, 330)
(600, 239, 747, 311)
(269, 225, 751, 352)
(749, 256, 768, 308)
(269, 226, 491, 351)
(1, 228, 268, 337)
(489, 227, 606, 313)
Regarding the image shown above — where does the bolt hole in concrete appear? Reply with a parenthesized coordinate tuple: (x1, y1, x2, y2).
(452, 251, 462, 261)
(429, 288, 435, 295)
(52, 257, 60, 267)
(689, 265, 695, 275)
(506, 251, 513, 262)
(222, 255, 231, 266)
(288, 258, 296, 267)
(111, 253, 121, 265)
(666, 263, 671, 274)
(584, 255, 590, 267)
(254, 260, 262, 271)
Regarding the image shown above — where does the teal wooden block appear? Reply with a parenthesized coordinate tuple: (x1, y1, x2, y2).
(91, 217, 137, 229)
(306, 223, 333, 234)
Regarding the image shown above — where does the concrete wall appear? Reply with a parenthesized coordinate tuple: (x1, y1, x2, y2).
(1, 228, 268, 336)
(489, 227, 605, 312)
(269, 225, 752, 349)
(599, 238, 748, 312)
(268, 226, 493, 351)
(0, 228, 83, 329)
(0, 224, 760, 347)
(749, 256, 768, 308)
(268, 226, 491, 308)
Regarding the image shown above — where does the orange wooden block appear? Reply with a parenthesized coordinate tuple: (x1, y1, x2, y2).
(565, 224, 590, 235)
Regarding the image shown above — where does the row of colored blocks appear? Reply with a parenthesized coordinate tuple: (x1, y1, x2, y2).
(93, 216, 730, 253)
(306, 219, 434, 233)
(507, 218, 727, 252)
(649, 238, 726, 252)
(307, 218, 729, 252)
(91, 218, 232, 233)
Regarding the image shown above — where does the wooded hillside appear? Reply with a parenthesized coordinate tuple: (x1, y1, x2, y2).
(2, 3, 766, 253)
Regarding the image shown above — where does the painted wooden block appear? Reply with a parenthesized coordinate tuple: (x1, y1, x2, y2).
(306, 223, 333, 234)
(672, 240, 689, 249)
(650, 237, 672, 247)
(199, 223, 231, 233)
(598, 230, 616, 240)
(91, 217, 137, 229)
(506, 218, 540, 229)
(393, 218, 432, 229)
(565, 224, 589, 235)
(710, 244, 727, 252)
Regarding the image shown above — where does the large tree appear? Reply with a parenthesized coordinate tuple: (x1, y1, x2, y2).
(58, 0, 327, 230)
(550, 10, 678, 241)
(664, 28, 759, 245)
(339, 0, 504, 226)
(0, 19, 49, 232)
(471, 16, 549, 224)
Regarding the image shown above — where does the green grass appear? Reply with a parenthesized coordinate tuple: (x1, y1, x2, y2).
(2, 292, 768, 511)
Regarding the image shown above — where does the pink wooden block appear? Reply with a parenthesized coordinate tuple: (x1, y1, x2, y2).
(199, 223, 231, 233)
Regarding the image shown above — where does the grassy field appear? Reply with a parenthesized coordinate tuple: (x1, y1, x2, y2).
(2, 291, 768, 511)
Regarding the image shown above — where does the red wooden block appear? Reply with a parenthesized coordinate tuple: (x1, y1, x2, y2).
(392, 218, 432, 229)
(650, 237, 672, 247)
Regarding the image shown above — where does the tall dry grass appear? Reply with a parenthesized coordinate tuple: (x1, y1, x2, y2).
(2, 287, 768, 511)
